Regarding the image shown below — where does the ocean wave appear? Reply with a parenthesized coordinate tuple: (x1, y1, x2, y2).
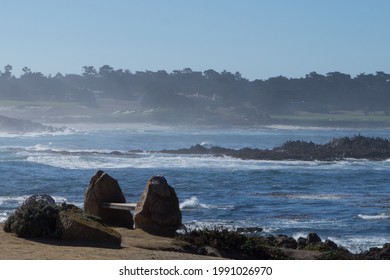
(0, 127, 76, 138)
(0, 195, 67, 207)
(22, 144, 136, 157)
(180, 196, 210, 209)
(21, 150, 390, 171)
(358, 212, 390, 220)
(0, 215, 7, 223)
(179, 196, 234, 211)
(270, 192, 345, 201)
(326, 235, 390, 254)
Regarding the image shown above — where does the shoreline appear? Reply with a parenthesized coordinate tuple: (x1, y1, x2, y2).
(1, 223, 389, 260)
(0, 223, 219, 260)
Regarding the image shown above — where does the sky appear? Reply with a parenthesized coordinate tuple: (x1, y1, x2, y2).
(0, 0, 390, 80)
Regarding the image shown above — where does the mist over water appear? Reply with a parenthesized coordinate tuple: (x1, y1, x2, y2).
(1, 125, 390, 253)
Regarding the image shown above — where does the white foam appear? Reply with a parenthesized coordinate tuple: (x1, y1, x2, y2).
(271, 192, 345, 201)
(0, 195, 67, 206)
(0, 195, 29, 206)
(0, 127, 76, 138)
(358, 213, 390, 220)
(179, 196, 235, 211)
(327, 235, 390, 253)
(180, 196, 211, 210)
(23, 151, 346, 171)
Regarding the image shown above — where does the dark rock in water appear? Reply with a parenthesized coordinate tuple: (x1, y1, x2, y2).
(297, 237, 308, 249)
(235, 227, 263, 234)
(307, 232, 322, 244)
(134, 176, 182, 237)
(84, 170, 133, 228)
(3, 195, 59, 237)
(324, 239, 339, 250)
(56, 208, 121, 247)
(159, 135, 390, 161)
(359, 243, 390, 260)
(275, 235, 298, 249)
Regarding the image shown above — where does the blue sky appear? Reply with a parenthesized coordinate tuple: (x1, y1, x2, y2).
(0, 0, 389, 80)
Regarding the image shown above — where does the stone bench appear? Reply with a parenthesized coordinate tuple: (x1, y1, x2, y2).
(101, 202, 137, 211)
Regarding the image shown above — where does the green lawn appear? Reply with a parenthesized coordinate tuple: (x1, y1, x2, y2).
(271, 111, 390, 123)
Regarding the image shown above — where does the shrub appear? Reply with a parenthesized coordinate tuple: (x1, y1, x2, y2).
(3, 200, 60, 238)
(176, 227, 287, 259)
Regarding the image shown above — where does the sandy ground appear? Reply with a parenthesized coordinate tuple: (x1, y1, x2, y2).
(0, 224, 322, 260)
(0, 225, 220, 260)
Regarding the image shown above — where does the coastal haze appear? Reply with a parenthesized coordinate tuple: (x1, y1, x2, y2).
(1, 0, 390, 260)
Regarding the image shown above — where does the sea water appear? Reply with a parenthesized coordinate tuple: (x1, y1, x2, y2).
(1, 125, 390, 253)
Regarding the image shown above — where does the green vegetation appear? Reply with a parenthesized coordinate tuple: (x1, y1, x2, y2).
(176, 227, 287, 259)
(2, 64, 390, 125)
(272, 111, 390, 123)
(3, 200, 60, 238)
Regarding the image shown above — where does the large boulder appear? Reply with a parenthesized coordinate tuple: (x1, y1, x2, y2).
(134, 176, 182, 236)
(3, 194, 59, 238)
(84, 170, 133, 228)
(23, 194, 56, 207)
(56, 208, 122, 247)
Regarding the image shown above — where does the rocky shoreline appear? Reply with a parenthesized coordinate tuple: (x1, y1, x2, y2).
(3, 170, 389, 260)
(176, 227, 390, 260)
(160, 135, 390, 161)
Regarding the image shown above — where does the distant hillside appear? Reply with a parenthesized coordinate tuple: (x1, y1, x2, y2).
(1, 65, 390, 126)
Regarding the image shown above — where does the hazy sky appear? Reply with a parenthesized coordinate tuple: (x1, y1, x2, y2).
(1, 0, 389, 80)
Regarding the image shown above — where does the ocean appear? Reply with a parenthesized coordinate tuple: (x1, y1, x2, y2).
(1, 124, 390, 253)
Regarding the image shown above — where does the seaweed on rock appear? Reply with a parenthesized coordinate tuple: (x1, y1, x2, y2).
(3, 200, 60, 238)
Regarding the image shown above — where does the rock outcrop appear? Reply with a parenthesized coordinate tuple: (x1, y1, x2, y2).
(160, 135, 390, 161)
(3, 194, 122, 247)
(3, 194, 59, 238)
(84, 170, 133, 228)
(358, 243, 390, 260)
(134, 176, 182, 236)
(56, 207, 121, 247)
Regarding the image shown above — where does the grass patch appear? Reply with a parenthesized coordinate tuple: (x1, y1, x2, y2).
(271, 111, 390, 123)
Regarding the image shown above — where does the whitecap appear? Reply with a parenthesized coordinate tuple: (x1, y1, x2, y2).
(180, 196, 211, 210)
(0, 195, 29, 206)
(358, 213, 390, 220)
(179, 196, 235, 211)
(271, 192, 344, 201)
(326, 235, 390, 254)
(0, 195, 67, 206)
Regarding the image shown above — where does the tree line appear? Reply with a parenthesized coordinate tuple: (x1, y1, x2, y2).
(1, 64, 390, 121)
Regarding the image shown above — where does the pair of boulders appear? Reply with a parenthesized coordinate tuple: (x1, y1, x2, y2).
(3, 195, 122, 247)
(84, 171, 182, 236)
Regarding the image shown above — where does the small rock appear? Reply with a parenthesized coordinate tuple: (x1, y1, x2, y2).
(324, 239, 338, 250)
(307, 232, 322, 244)
(297, 237, 308, 249)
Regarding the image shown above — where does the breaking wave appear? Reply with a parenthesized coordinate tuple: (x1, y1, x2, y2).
(179, 196, 235, 211)
(358, 212, 390, 220)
